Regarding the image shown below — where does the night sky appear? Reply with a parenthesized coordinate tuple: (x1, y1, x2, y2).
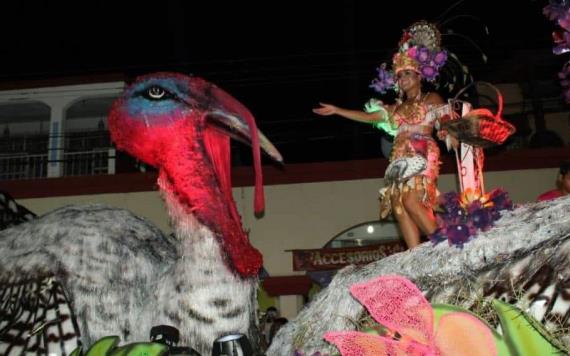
(0, 0, 561, 163)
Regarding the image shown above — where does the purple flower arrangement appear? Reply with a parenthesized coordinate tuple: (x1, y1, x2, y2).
(370, 46, 448, 94)
(407, 46, 448, 82)
(428, 188, 513, 247)
(369, 63, 395, 94)
(544, 1, 570, 103)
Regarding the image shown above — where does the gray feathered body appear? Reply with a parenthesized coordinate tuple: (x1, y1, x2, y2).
(0, 72, 281, 355)
(268, 196, 570, 355)
(0, 200, 256, 355)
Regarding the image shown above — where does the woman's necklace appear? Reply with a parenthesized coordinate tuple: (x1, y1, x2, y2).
(395, 92, 426, 125)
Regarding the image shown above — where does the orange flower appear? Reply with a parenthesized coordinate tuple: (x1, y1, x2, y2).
(458, 188, 493, 210)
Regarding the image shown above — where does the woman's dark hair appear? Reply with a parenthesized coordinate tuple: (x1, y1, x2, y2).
(421, 80, 437, 94)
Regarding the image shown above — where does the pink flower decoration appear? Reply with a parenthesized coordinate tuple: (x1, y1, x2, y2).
(543, 1, 570, 102)
(560, 13, 570, 31)
(544, 3, 568, 22)
(324, 275, 497, 356)
(407, 47, 418, 58)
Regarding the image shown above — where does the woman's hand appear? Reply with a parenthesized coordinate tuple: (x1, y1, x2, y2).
(437, 129, 459, 150)
(448, 134, 460, 150)
(313, 102, 380, 123)
(312, 103, 338, 116)
(436, 129, 448, 141)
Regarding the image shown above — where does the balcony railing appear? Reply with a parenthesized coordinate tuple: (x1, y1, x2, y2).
(0, 153, 48, 180)
(63, 148, 116, 177)
(0, 148, 115, 181)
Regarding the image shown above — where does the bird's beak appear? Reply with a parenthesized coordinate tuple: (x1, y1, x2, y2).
(206, 110, 283, 164)
(194, 81, 281, 215)
(193, 81, 282, 164)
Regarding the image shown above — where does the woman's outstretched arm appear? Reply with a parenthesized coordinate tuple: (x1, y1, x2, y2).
(313, 102, 387, 123)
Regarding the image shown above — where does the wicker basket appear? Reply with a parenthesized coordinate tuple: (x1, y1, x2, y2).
(441, 82, 516, 148)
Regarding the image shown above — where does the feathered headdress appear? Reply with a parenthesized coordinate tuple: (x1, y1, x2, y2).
(370, 9, 488, 97)
(370, 20, 458, 95)
(393, 21, 448, 79)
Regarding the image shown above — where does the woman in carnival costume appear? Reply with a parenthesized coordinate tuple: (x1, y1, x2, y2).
(313, 21, 458, 249)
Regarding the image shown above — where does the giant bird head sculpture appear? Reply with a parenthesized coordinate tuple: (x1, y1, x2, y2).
(108, 72, 282, 277)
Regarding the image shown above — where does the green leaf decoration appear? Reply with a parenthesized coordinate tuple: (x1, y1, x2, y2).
(432, 303, 510, 356)
(76, 336, 168, 356)
(110, 342, 168, 356)
(361, 324, 388, 336)
(86, 336, 121, 356)
(492, 299, 563, 356)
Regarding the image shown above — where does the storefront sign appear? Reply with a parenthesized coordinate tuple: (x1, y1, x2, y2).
(291, 241, 405, 271)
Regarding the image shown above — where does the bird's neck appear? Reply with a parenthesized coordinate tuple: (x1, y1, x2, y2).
(156, 126, 262, 277)
(156, 184, 258, 355)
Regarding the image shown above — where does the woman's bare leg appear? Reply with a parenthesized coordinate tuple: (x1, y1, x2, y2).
(392, 198, 421, 248)
(402, 190, 437, 235)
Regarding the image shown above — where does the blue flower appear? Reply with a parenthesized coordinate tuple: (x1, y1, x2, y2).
(469, 208, 493, 231)
(489, 189, 512, 211)
(428, 227, 447, 245)
(441, 191, 460, 208)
